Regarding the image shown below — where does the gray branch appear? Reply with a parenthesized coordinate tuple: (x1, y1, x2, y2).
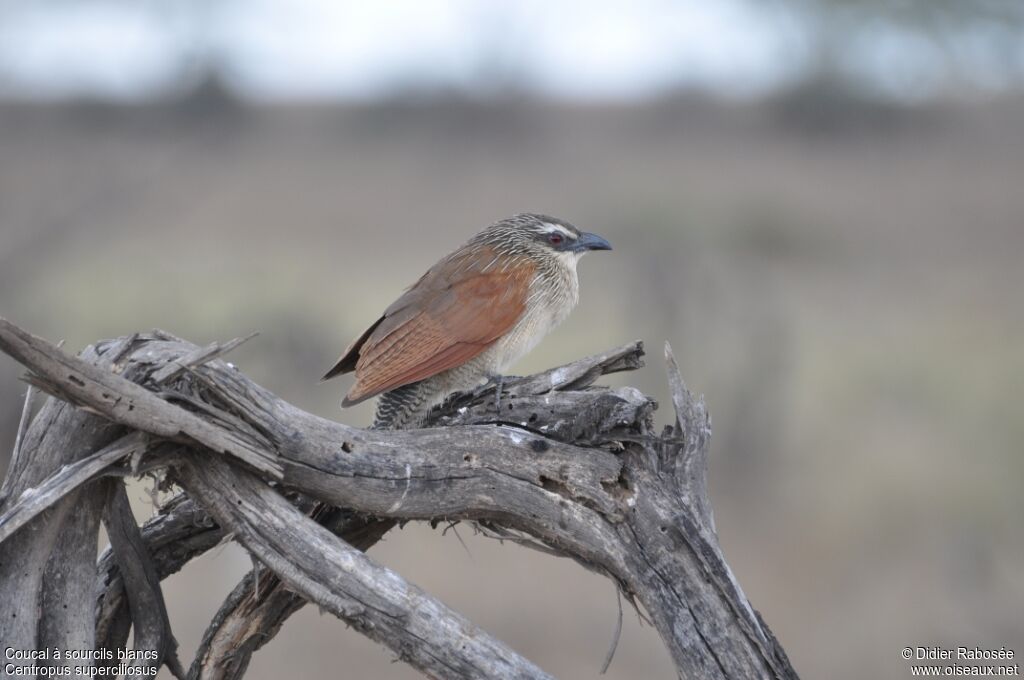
(0, 317, 798, 679)
(96, 493, 223, 659)
(186, 508, 394, 680)
(99, 479, 186, 680)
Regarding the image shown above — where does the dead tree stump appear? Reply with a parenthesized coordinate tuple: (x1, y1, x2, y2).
(0, 318, 798, 679)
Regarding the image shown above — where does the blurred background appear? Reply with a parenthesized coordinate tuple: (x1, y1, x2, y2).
(1, 1, 1023, 678)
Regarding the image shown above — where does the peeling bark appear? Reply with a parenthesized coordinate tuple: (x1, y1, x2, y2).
(0, 318, 798, 680)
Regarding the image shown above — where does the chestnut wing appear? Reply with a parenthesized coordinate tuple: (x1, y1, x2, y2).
(324, 248, 534, 406)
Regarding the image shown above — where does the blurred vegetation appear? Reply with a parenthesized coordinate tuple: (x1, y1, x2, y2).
(0, 1, 1022, 678)
(2, 0, 1024, 105)
(774, 0, 1024, 93)
(0, 93, 1021, 679)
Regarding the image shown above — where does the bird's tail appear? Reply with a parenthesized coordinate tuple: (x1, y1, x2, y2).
(371, 380, 435, 430)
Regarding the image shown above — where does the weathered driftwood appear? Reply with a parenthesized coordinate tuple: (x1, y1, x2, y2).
(0, 317, 798, 679)
(185, 508, 393, 680)
(99, 478, 186, 680)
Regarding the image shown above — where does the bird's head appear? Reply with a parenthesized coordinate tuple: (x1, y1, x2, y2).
(476, 213, 612, 264)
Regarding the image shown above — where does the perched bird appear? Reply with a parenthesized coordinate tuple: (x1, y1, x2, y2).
(322, 213, 612, 429)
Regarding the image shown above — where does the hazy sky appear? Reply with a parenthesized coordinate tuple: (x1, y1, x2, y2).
(0, 0, 1019, 102)
(0, 0, 814, 101)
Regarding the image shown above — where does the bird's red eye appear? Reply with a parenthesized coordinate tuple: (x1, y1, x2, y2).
(548, 233, 564, 246)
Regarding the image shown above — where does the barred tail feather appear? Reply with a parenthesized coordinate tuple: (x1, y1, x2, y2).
(371, 380, 435, 430)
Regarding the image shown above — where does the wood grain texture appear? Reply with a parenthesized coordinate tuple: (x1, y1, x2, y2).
(0, 320, 281, 477)
(100, 479, 185, 680)
(0, 338, 125, 664)
(178, 453, 552, 680)
(185, 509, 393, 680)
(0, 317, 798, 680)
(95, 493, 223, 659)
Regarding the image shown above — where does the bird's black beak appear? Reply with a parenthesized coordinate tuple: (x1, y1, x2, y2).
(574, 231, 612, 252)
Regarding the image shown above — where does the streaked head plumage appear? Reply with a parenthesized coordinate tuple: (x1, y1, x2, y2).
(475, 213, 612, 255)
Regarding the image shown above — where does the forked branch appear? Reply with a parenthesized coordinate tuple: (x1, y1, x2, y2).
(0, 318, 797, 679)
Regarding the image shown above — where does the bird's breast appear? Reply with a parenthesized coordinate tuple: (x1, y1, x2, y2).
(490, 264, 579, 372)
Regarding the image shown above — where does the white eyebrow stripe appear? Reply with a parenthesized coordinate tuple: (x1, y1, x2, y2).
(540, 223, 574, 238)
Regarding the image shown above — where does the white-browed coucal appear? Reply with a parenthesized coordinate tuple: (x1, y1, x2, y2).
(322, 213, 612, 429)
